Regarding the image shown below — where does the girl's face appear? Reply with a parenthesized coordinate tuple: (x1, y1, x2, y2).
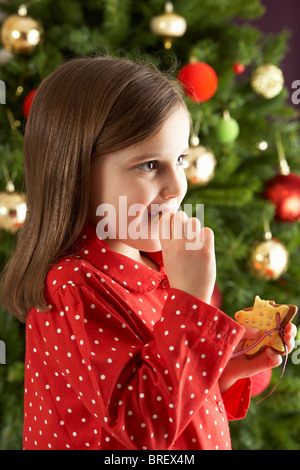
(88, 105, 190, 253)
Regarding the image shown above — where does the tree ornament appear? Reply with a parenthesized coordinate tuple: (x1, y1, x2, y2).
(264, 173, 300, 223)
(251, 64, 284, 99)
(150, 1, 186, 50)
(248, 212, 289, 281)
(178, 59, 218, 103)
(249, 237, 289, 281)
(0, 175, 26, 233)
(233, 62, 245, 74)
(1, 4, 43, 54)
(251, 369, 272, 397)
(216, 110, 239, 144)
(23, 88, 38, 119)
(184, 134, 216, 185)
(263, 133, 300, 222)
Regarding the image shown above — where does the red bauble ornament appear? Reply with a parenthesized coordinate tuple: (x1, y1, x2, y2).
(233, 62, 245, 74)
(251, 369, 272, 397)
(263, 172, 300, 222)
(178, 61, 218, 103)
(210, 284, 223, 309)
(23, 88, 38, 119)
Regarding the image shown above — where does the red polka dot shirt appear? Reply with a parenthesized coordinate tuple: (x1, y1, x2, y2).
(23, 222, 251, 450)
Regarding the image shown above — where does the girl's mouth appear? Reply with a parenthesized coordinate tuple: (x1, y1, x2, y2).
(148, 202, 179, 217)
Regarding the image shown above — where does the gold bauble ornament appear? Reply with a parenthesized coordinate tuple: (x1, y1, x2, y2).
(251, 64, 284, 99)
(0, 181, 27, 233)
(184, 136, 216, 185)
(249, 237, 289, 281)
(150, 1, 187, 49)
(1, 12, 43, 54)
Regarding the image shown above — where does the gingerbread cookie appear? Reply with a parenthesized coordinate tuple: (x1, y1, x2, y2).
(235, 296, 297, 358)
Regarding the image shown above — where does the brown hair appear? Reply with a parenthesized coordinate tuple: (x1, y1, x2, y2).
(0, 54, 187, 323)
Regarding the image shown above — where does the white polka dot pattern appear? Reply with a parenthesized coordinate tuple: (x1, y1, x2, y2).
(23, 222, 251, 450)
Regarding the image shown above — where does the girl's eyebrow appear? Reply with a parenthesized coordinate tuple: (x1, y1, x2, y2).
(127, 149, 189, 164)
(127, 153, 160, 164)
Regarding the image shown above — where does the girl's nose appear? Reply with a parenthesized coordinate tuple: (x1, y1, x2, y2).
(160, 168, 186, 200)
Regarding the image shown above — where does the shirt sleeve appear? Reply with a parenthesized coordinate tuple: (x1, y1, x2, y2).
(221, 377, 252, 421)
(32, 283, 246, 449)
(154, 288, 251, 430)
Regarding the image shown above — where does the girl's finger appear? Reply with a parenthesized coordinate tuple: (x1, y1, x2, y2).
(283, 332, 295, 354)
(265, 347, 283, 368)
(284, 322, 297, 338)
(171, 211, 188, 239)
(230, 347, 283, 381)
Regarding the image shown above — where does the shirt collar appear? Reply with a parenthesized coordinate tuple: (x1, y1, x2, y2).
(74, 221, 169, 293)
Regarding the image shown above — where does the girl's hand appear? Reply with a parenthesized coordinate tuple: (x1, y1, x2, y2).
(157, 212, 216, 303)
(219, 322, 298, 393)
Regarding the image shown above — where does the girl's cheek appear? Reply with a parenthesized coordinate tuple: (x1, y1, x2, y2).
(180, 177, 188, 201)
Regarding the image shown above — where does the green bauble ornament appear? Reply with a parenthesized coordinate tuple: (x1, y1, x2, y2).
(216, 111, 239, 144)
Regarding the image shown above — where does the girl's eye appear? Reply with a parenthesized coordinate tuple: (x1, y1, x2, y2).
(138, 161, 158, 172)
(176, 154, 188, 167)
(137, 155, 187, 173)
(177, 155, 185, 165)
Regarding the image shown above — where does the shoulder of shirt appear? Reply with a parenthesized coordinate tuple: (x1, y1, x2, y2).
(45, 255, 102, 295)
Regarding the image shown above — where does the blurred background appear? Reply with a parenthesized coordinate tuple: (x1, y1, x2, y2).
(0, 0, 300, 450)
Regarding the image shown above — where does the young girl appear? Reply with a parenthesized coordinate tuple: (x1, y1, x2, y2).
(0, 55, 296, 451)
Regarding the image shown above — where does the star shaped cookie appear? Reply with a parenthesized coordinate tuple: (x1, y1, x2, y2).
(235, 296, 297, 358)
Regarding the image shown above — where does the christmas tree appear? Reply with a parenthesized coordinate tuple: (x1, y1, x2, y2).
(0, 0, 300, 450)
